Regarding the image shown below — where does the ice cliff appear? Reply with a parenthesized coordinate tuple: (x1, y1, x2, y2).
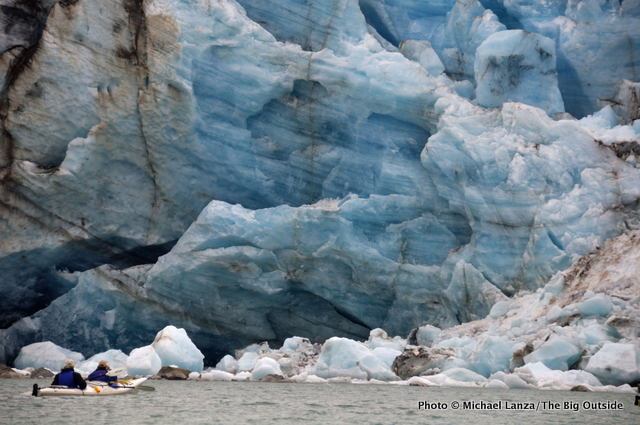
(1, 0, 639, 370)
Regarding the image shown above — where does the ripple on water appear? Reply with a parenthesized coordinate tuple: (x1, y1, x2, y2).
(1, 380, 638, 425)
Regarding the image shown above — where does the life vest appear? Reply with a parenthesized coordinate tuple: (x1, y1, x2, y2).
(88, 368, 112, 382)
(57, 369, 76, 388)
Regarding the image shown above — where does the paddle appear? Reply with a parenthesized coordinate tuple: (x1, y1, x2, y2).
(114, 378, 156, 392)
(132, 385, 155, 392)
(87, 378, 156, 392)
(106, 367, 128, 379)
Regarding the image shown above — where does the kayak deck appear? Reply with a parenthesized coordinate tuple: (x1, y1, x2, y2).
(33, 378, 148, 397)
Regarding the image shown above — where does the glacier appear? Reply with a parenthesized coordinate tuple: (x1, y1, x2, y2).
(0, 0, 639, 387)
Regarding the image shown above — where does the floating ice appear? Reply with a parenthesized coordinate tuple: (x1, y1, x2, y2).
(14, 341, 84, 372)
(314, 337, 398, 381)
(251, 357, 283, 381)
(215, 355, 238, 374)
(198, 370, 235, 381)
(237, 352, 260, 372)
(126, 345, 162, 377)
(280, 337, 314, 354)
(152, 326, 204, 372)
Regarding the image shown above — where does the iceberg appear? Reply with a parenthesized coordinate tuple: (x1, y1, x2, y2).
(198, 370, 235, 382)
(215, 355, 239, 374)
(152, 326, 204, 372)
(237, 352, 260, 372)
(14, 341, 84, 372)
(251, 357, 283, 381)
(126, 345, 162, 377)
(314, 337, 398, 381)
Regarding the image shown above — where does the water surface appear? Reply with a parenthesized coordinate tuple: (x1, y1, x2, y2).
(1, 380, 638, 424)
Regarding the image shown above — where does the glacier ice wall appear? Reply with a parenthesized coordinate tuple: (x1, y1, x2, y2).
(0, 0, 639, 364)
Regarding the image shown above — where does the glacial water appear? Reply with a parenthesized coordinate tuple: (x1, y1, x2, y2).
(1, 380, 638, 425)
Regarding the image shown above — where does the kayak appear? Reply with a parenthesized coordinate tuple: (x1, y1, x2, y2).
(32, 378, 148, 397)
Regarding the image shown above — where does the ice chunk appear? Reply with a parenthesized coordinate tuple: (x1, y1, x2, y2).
(237, 352, 259, 372)
(408, 373, 481, 388)
(366, 328, 407, 352)
(14, 341, 84, 371)
(515, 362, 602, 390)
(215, 355, 238, 374)
(280, 337, 314, 353)
(585, 343, 640, 385)
(314, 337, 398, 381)
(304, 374, 328, 384)
(466, 336, 515, 376)
(577, 323, 617, 347)
(489, 371, 532, 389)
(415, 325, 441, 347)
(577, 294, 613, 317)
(152, 326, 204, 372)
(77, 349, 128, 376)
(371, 347, 402, 369)
(524, 337, 581, 370)
(199, 370, 235, 381)
(475, 30, 564, 115)
(485, 379, 509, 389)
(441, 367, 487, 382)
(251, 357, 283, 380)
(126, 345, 162, 377)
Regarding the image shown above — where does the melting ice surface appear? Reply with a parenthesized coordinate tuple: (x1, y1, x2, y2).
(0, 0, 639, 388)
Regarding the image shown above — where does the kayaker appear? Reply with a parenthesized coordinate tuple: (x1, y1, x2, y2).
(87, 360, 118, 383)
(51, 360, 87, 389)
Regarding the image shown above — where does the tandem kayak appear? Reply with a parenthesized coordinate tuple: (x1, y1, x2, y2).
(31, 378, 149, 397)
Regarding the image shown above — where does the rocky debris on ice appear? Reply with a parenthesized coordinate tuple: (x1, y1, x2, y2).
(154, 366, 191, 380)
(0, 364, 55, 379)
(196, 229, 640, 390)
(28, 368, 55, 379)
(392, 230, 640, 391)
(14, 341, 84, 372)
(391, 346, 456, 380)
(0, 364, 28, 379)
